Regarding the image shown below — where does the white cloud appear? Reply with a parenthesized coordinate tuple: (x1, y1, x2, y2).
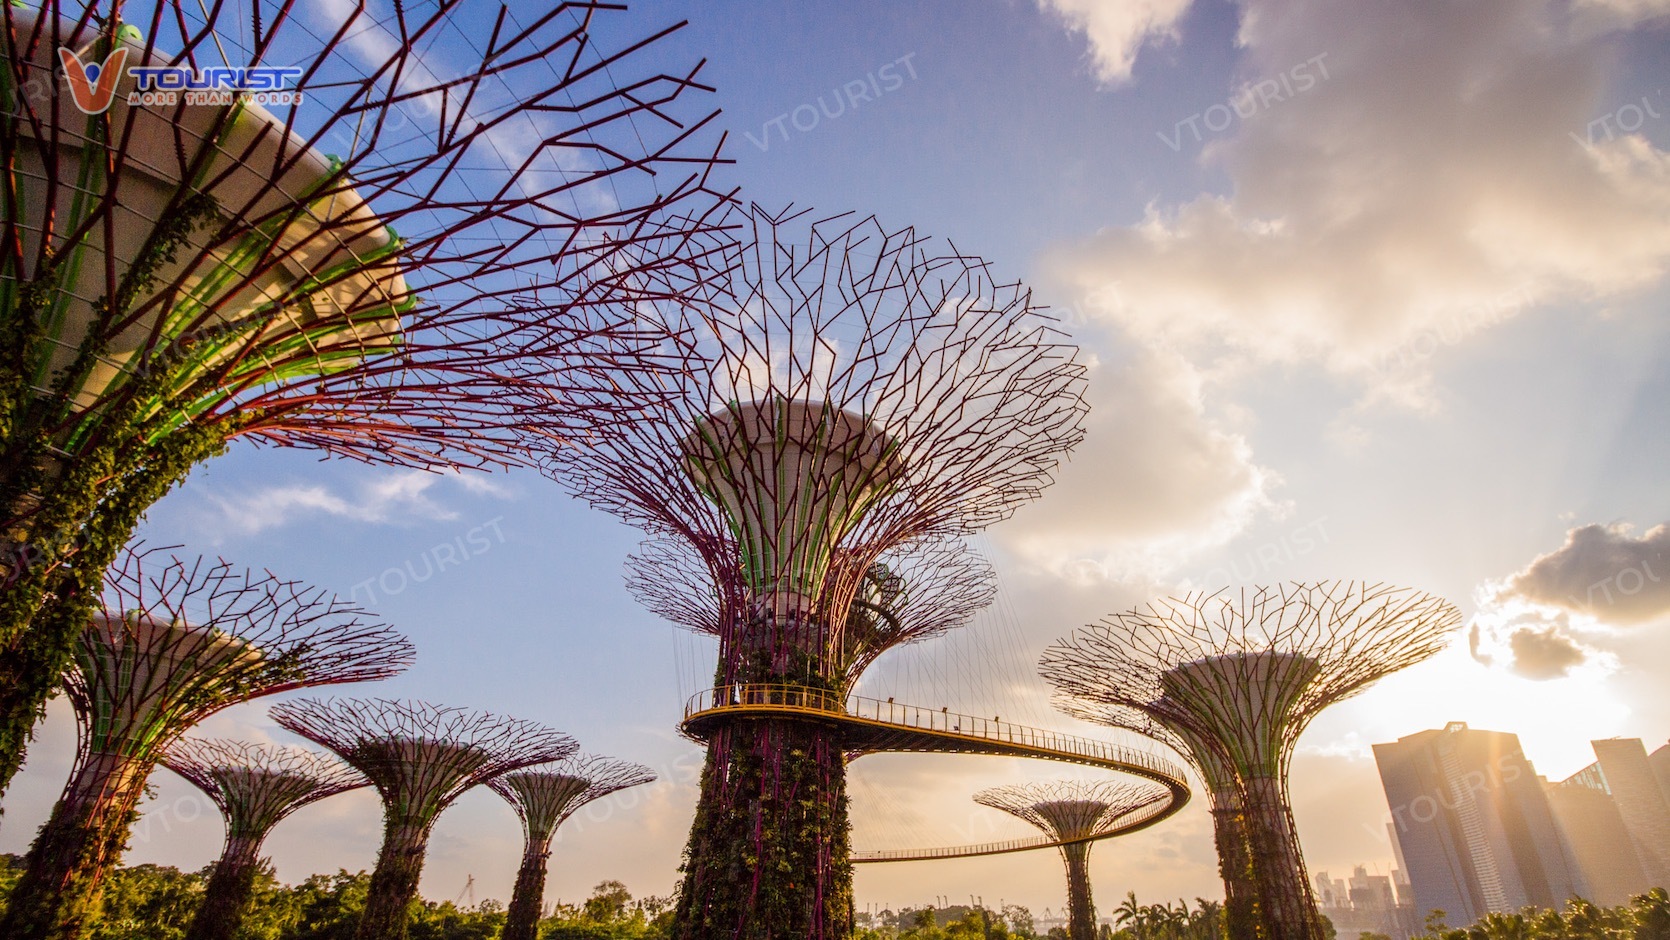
(1042, 0, 1670, 409)
(1467, 603, 1619, 682)
(1035, 0, 1194, 85)
(196, 470, 479, 537)
(996, 350, 1280, 582)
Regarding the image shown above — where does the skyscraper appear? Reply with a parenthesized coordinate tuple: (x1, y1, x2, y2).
(1591, 739, 1670, 888)
(1544, 767, 1645, 906)
(1375, 722, 1580, 926)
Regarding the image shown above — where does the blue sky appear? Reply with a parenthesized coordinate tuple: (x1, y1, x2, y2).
(5, 0, 1670, 918)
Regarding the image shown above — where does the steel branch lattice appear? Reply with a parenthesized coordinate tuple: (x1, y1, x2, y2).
(1039, 581, 1463, 781)
(550, 203, 1088, 679)
(0, 0, 731, 481)
(270, 697, 578, 826)
(489, 753, 657, 847)
(975, 780, 1172, 844)
(1039, 580, 1463, 940)
(162, 737, 367, 843)
(71, 545, 414, 763)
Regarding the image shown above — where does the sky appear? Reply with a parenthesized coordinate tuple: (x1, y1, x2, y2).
(5, 0, 1670, 921)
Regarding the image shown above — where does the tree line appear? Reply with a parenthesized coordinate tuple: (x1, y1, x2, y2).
(7, 855, 1667, 940)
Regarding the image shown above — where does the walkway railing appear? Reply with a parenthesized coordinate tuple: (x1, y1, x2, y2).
(680, 682, 1192, 863)
(681, 683, 1188, 782)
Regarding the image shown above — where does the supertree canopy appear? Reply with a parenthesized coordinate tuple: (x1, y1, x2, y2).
(0, 546, 411, 940)
(162, 737, 367, 940)
(545, 203, 1088, 939)
(975, 780, 1172, 940)
(1040, 581, 1463, 940)
(270, 697, 578, 940)
(489, 754, 657, 940)
(0, 0, 728, 804)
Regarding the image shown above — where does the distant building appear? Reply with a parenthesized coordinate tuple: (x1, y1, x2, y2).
(1351, 865, 1398, 911)
(1315, 871, 1350, 908)
(1317, 864, 1417, 939)
(1375, 722, 1580, 927)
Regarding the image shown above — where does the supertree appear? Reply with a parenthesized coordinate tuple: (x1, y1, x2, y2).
(0, 0, 729, 801)
(974, 780, 1172, 940)
(0, 546, 412, 940)
(161, 737, 367, 940)
(1039, 581, 1463, 940)
(488, 754, 657, 940)
(270, 697, 578, 940)
(545, 203, 1088, 939)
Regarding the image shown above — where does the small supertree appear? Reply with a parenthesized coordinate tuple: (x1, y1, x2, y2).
(162, 738, 367, 940)
(488, 754, 656, 940)
(0, 0, 727, 803)
(974, 781, 1172, 940)
(627, 535, 997, 693)
(1039, 582, 1463, 940)
(0, 546, 411, 940)
(547, 204, 1087, 939)
(270, 697, 577, 940)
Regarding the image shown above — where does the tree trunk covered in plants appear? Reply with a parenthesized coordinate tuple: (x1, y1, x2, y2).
(357, 818, 433, 940)
(1240, 775, 1324, 940)
(671, 715, 853, 940)
(1060, 841, 1096, 940)
(184, 834, 265, 940)
(1208, 791, 1262, 940)
(0, 426, 230, 809)
(0, 751, 152, 940)
(502, 843, 550, 940)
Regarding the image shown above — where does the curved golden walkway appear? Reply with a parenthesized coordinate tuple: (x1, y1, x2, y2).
(680, 684, 1192, 863)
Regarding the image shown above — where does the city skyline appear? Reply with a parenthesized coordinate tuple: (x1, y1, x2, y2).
(1376, 722, 1670, 935)
(3, 0, 1669, 919)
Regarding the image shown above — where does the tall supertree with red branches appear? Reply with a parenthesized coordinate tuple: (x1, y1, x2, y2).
(162, 737, 367, 940)
(489, 754, 657, 940)
(0, 546, 412, 940)
(974, 781, 1172, 940)
(0, 0, 729, 802)
(544, 203, 1088, 939)
(1039, 581, 1463, 940)
(270, 697, 578, 940)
